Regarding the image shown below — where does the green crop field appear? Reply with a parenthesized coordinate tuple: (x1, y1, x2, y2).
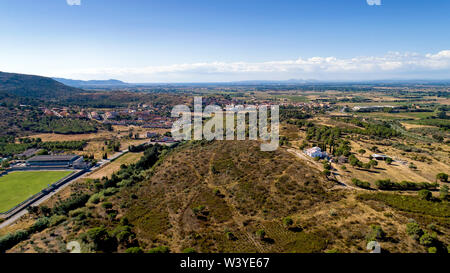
(0, 171, 73, 213)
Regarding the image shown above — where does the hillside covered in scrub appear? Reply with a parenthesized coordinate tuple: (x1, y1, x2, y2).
(2, 141, 449, 253)
(0, 71, 82, 99)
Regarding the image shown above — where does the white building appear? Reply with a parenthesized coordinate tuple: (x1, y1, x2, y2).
(305, 147, 324, 158)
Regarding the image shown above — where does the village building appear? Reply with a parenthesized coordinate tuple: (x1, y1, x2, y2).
(305, 147, 328, 159)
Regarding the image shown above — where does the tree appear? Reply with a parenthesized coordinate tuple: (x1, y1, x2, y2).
(418, 189, 432, 201)
(86, 227, 117, 252)
(369, 160, 378, 168)
(358, 149, 366, 155)
(349, 155, 359, 167)
(385, 157, 393, 165)
(436, 173, 448, 182)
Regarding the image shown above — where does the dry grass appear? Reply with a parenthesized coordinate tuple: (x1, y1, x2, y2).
(85, 152, 143, 180)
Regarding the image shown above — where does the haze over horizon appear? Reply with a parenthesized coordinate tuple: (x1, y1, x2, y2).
(1, 0, 450, 82)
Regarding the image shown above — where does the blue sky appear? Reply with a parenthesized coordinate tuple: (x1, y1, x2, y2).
(0, 0, 449, 82)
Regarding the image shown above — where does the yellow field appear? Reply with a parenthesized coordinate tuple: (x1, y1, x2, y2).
(85, 152, 143, 179)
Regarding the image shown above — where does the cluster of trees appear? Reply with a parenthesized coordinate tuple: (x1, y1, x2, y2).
(406, 220, 445, 253)
(336, 117, 399, 138)
(374, 179, 438, 191)
(105, 140, 121, 153)
(0, 138, 87, 157)
(1, 193, 90, 253)
(280, 106, 311, 122)
(348, 155, 378, 169)
(414, 119, 450, 130)
(305, 125, 352, 157)
(352, 178, 371, 189)
(20, 116, 99, 134)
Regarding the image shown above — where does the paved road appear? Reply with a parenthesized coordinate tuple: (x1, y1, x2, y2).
(0, 150, 129, 229)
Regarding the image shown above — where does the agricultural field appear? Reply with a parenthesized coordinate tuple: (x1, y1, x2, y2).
(0, 171, 73, 213)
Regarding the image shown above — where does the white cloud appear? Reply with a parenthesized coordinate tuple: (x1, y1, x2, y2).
(367, 0, 381, 6)
(52, 50, 450, 82)
(66, 0, 81, 6)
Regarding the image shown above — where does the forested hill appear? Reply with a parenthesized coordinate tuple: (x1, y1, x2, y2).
(53, 78, 128, 88)
(0, 71, 83, 99)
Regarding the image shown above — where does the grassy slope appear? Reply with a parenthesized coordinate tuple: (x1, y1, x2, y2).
(0, 171, 72, 212)
(115, 141, 338, 252)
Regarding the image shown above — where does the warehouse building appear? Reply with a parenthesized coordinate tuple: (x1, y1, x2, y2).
(26, 155, 84, 168)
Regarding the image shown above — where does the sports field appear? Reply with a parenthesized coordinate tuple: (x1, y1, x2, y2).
(0, 171, 73, 213)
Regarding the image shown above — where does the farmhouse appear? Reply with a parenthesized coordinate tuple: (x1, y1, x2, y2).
(305, 147, 327, 158)
(26, 155, 84, 168)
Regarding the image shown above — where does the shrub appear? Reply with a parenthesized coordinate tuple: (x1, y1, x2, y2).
(53, 194, 90, 215)
(226, 232, 237, 241)
(125, 247, 143, 253)
(192, 205, 206, 216)
(29, 217, 50, 233)
(428, 247, 437, 253)
(69, 208, 87, 218)
(418, 190, 432, 201)
(375, 179, 395, 190)
(436, 173, 448, 182)
(255, 229, 266, 240)
(366, 225, 386, 242)
(352, 178, 371, 189)
(86, 227, 117, 252)
(102, 202, 113, 209)
(419, 231, 437, 247)
(182, 248, 196, 253)
(283, 217, 294, 228)
(0, 230, 29, 253)
(147, 246, 170, 253)
(406, 221, 423, 240)
(88, 193, 102, 204)
(49, 215, 67, 227)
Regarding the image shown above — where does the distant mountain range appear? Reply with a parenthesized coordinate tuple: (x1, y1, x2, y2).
(53, 78, 129, 88)
(0, 71, 82, 99)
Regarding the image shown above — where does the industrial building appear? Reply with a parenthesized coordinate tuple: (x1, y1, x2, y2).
(26, 155, 85, 168)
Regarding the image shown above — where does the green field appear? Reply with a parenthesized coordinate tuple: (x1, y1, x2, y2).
(0, 171, 73, 213)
